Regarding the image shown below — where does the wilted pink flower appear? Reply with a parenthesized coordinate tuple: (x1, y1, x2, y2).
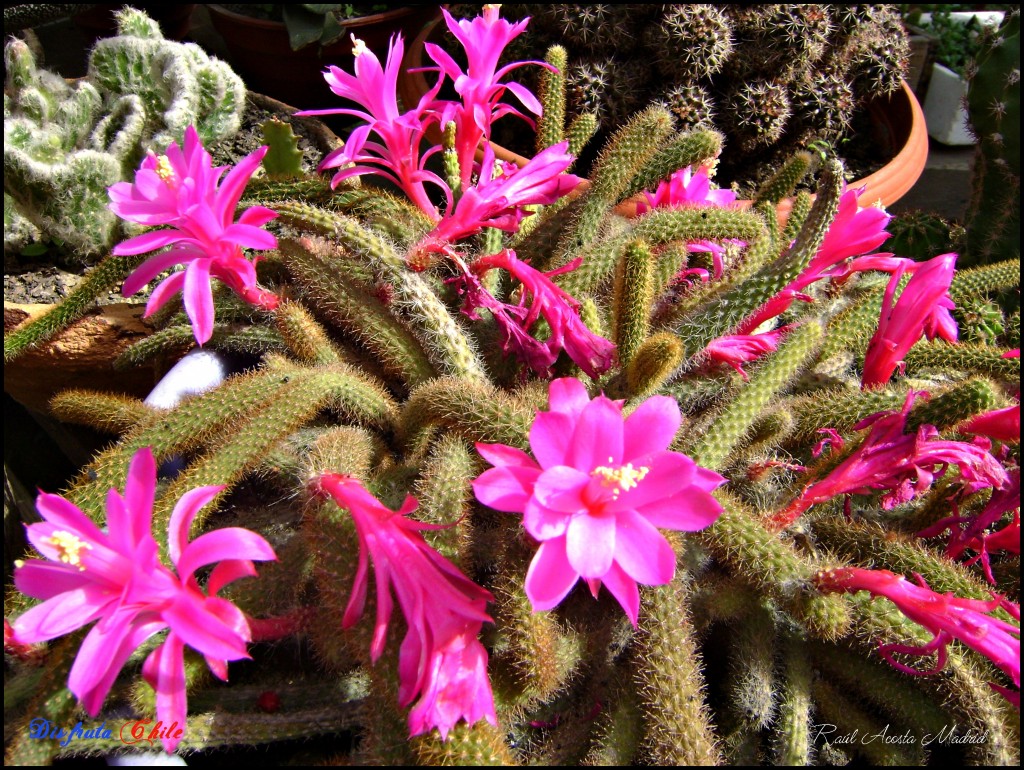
(426, 5, 549, 187)
(111, 126, 280, 345)
(413, 144, 581, 262)
(773, 391, 1009, 529)
(636, 165, 740, 280)
(10, 447, 276, 752)
(703, 325, 794, 380)
(473, 378, 726, 626)
(297, 35, 445, 216)
(862, 253, 959, 389)
(815, 567, 1020, 707)
(450, 249, 615, 378)
(310, 473, 497, 739)
(919, 468, 1021, 584)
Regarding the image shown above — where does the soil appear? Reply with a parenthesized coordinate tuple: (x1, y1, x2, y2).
(4, 93, 339, 307)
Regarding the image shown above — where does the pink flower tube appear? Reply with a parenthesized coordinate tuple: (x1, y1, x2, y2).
(310, 474, 497, 739)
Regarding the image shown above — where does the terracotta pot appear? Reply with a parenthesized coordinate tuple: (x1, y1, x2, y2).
(207, 4, 440, 110)
(398, 22, 929, 223)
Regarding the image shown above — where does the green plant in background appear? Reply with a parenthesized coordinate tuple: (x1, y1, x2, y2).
(3, 7, 245, 259)
(223, 4, 390, 51)
(3, 6, 1021, 766)
(963, 10, 1020, 267)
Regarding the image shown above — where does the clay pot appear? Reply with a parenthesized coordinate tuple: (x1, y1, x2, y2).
(207, 4, 439, 110)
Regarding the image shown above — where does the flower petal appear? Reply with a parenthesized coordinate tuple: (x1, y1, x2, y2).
(524, 538, 579, 610)
(176, 528, 276, 583)
(142, 633, 188, 753)
(599, 562, 641, 627)
(622, 396, 681, 461)
(167, 484, 225, 567)
(565, 510, 616, 579)
(613, 509, 676, 585)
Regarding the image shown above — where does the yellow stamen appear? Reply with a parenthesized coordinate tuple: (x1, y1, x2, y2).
(351, 35, 368, 57)
(44, 530, 92, 570)
(591, 463, 650, 498)
(154, 155, 175, 182)
(14, 559, 25, 569)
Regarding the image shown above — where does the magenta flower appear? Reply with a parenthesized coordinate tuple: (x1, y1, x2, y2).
(862, 253, 959, 389)
(425, 5, 549, 188)
(815, 567, 1020, 707)
(636, 165, 740, 280)
(10, 447, 276, 753)
(737, 186, 895, 334)
(795, 185, 893, 290)
(110, 126, 280, 345)
(413, 144, 581, 262)
(450, 249, 615, 378)
(919, 468, 1021, 584)
(960, 404, 1021, 444)
(472, 378, 726, 626)
(297, 35, 446, 217)
(774, 391, 1009, 529)
(310, 473, 497, 739)
(703, 325, 794, 380)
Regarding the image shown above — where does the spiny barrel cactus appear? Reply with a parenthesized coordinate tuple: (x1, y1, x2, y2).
(467, 4, 909, 188)
(4, 7, 1020, 767)
(3, 7, 245, 259)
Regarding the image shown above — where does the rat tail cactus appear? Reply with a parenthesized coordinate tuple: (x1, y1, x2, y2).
(4, 6, 1021, 766)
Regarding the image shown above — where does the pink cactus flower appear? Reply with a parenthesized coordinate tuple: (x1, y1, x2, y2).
(472, 378, 726, 626)
(297, 35, 446, 217)
(796, 185, 893, 289)
(703, 325, 794, 380)
(960, 404, 1021, 444)
(426, 5, 550, 187)
(413, 144, 581, 262)
(636, 165, 740, 280)
(110, 126, 280, 345)
(815, 567, 1020, 707)
(310, 473, 497, 740)
(10, 447, 276, 753)
(737, 185, 895, 333)
(450, 249, 615, 379)
(774, 391, 1009, 529)
(862, 253, 959, 389)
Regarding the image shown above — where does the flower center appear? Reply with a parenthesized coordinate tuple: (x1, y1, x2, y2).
(154, 154, 175, 183)
(44, 530, 92, 570)
(351, 35, 368, 57)
(591, 460, 650, 499)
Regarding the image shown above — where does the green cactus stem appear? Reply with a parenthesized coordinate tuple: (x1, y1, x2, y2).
(903, 341, 1020, 380)
(49, 390, 157, 435)
(773, 634, 814, 766)
(634, 577, 721, 766)
(688, 321, 824, 470)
